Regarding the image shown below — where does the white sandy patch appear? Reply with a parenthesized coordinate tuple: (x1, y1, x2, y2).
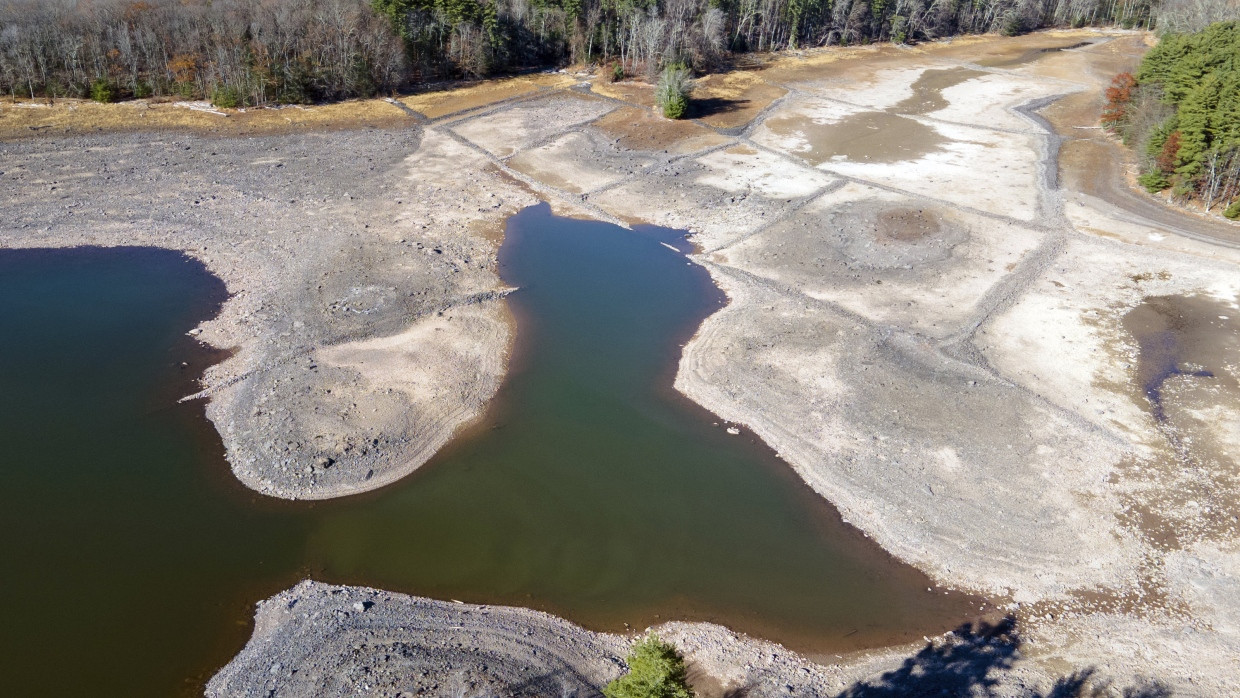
(821, 118, 1044, 220)
(979, 237, 1240, 447)
(172, 100, 228, 116)
(928, 72, 1080, 131)
(934, 446, 964, 473)
(677, 265, 1136, 599)
(809, 66, 925, 109)
(507, 131, 653, 194)
(451, 93, 616, 158)
(1164, 542, 1240, 635)
(755, 97, 861, 137)
(404, 129, 489, 185)
(312, 302, 510, 498)
(320, 305, 503, 403)
(751, 96, 1045, 220)
(717, 182, 1046, 336)
(694, 145, 834, 199)
(1065, 198, 1240, 266)
(1178, 399, 1240, 463)
(590, 145, 836, 249)
(1027, 611, 1240, 695)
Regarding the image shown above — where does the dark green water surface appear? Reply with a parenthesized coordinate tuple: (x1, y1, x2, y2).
(0, 205, 978, 696)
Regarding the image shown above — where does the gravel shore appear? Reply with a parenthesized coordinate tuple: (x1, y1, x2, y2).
(0, 125, 537, 499)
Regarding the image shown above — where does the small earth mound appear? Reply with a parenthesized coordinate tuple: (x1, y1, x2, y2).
(820, 201, 967, 271)
(876, 207, 942, 242)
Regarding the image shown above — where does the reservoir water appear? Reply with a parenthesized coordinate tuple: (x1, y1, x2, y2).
(0, 206, 979, 696)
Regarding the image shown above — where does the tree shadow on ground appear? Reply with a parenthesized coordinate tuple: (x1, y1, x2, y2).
(501, 668, 598, 697)
(688, 97, 748, 119)
(838, 616, 1021, 698)
(835, 615, 1173, 698)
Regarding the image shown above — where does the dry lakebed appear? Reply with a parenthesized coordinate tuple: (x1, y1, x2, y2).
(2, 28, 1239, 698)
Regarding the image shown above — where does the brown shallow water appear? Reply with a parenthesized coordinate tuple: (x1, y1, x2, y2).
(894, 68, 987, 115)
(1121, 294, 1238, 424)
(762, 64, 991, 166)
(877, 206, 944, 241)
(1118, 294, 1240, 548)
(975, 40, 1096, 68)
(765, 110, 946, 165)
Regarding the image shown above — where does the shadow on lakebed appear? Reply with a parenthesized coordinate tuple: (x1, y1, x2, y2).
(695, 616, 1171, 698)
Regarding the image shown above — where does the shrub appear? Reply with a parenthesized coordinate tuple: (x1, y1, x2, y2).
(613, 62, 626, 83)
(656, 63, 693, 120)
(603, 634, 694, 698)
(132, 81, 153, 99)
(90, 78, 115, 103)
(1223, 200, 1240, 219)
(1100, 72, 1136, 132)
(1138, 170, 1171, 193)
(890, 15, 909, 44)
(1001, 12, 1029, 36)
(1155, 131, 1182, 173)
(210, 85, 242, 108)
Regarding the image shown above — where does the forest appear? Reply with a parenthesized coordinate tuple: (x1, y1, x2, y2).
(0, 0, 1232, 107)
(1103, 20, 1240, 217)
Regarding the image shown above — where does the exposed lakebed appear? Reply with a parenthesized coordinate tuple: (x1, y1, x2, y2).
(0, 206, 980, 696)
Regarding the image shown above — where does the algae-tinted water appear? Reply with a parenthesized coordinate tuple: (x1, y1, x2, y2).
(0, 207, 978, 696)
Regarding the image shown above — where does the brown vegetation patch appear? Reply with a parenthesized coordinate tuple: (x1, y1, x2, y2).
(926, 30, 1102, 67)
(400, 74, 574, 119)
(1025, 34, 1144, 83)
(591, 79, 656, 108)
(760, 44, 892, 84)
(592, 106, 729, 153)
(691, 73, 787, 129)
(0, 97, 413, 139)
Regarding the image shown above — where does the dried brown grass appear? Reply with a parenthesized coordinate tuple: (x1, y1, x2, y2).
(399, 74, 575, 119)
(0, 97, 413, 139)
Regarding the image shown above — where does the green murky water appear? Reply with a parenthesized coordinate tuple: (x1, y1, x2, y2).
(0, 205, 978, 696)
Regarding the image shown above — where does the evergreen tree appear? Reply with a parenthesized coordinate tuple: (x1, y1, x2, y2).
(1120, 21, 1240, 213)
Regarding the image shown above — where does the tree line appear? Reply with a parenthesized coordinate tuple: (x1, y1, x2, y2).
(1103, 19, 1240, 218)
(0, 0, 405, 105)
(0, 0, 1192, 106)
